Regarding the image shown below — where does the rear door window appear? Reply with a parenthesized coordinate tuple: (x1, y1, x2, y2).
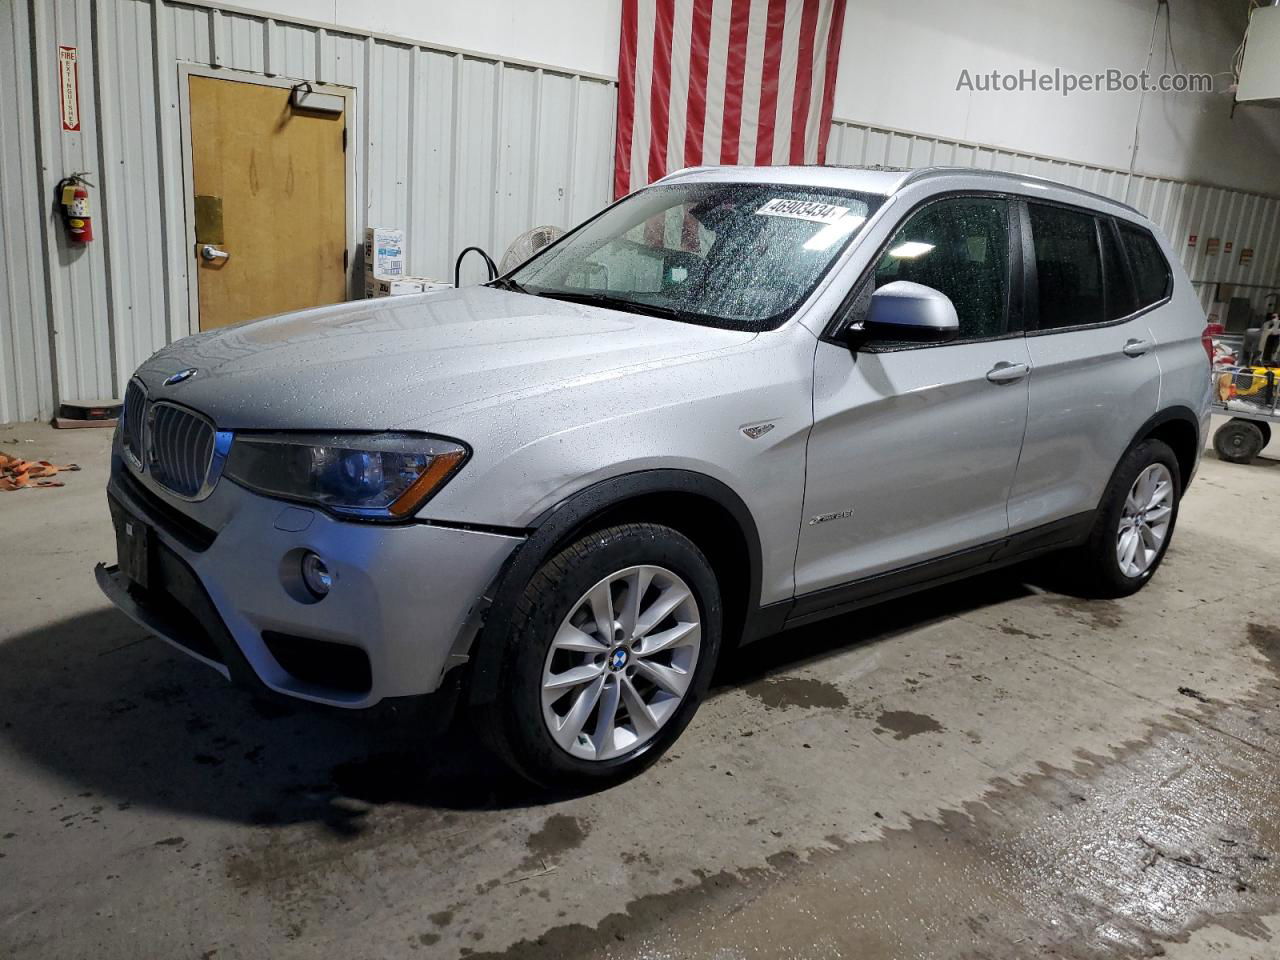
(1118, 223, 1173, 308)
(1027, 203, 1104, 330)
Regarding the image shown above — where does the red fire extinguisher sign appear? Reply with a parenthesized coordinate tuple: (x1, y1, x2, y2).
(58, 46, 80, 132)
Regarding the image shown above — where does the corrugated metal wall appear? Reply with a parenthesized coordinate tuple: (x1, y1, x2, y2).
(1, 1, 56, 424)
(829, 119, 1280, 321)
(0, 0, 615, 423)
(5, 2, 1280, 423)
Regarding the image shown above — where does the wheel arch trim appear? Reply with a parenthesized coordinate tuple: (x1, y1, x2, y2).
(465, 469, 764, 707)
(1129, 404, 1202, 493)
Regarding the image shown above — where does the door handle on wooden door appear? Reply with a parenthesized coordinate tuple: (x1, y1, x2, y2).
(200, 244, 230, 263)
(986, 361, 1030, 384)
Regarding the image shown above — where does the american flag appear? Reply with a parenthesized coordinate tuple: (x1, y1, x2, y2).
(614, 0, 848, 198)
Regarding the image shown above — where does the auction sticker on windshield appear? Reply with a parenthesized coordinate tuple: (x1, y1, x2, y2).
(755, 198, 851, 224)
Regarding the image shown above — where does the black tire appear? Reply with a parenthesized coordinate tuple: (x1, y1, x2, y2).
(1257, 420, 1273, 450)
(1214, 418, 1265, 464)
(1071, 439, 1181, 599)
(478, 523, 722, 787)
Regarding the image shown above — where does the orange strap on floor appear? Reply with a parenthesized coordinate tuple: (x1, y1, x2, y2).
(0, 451, 81, 491)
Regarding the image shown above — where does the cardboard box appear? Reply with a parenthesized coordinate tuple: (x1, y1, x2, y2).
(365, 275, 454, 298)
(363, 226, 405, 279)
(366, 276, 421, 297)
(414, 278, 453, 294)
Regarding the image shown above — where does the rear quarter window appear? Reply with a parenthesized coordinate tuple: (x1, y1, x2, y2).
(1118, 223, 1173, 308)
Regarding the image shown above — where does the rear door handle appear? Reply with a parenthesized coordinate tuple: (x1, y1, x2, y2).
(1122, 338, 1152, 357)
(986, 361, 1030, 384)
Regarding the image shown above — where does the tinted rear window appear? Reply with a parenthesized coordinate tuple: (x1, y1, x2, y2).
(1099, 219, 1137, 321)
(1028, 204, 1104, 330)
(1119, 224, 1172, 308)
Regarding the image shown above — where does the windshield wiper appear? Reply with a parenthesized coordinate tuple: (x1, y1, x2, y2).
(532, 289, 704, 324)
(489, 276, 529, 294)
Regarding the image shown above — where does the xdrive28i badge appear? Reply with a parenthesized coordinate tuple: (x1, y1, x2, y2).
(163, 368, 198, 386)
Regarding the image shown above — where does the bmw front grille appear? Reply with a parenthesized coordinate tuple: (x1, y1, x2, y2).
(121, 379, 147, 467)
(121, 379, 229, 500)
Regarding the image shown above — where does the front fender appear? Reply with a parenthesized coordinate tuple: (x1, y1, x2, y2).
(418, 324, 818, 606)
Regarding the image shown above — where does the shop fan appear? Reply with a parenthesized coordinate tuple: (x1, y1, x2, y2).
(498, 225, 566, 274)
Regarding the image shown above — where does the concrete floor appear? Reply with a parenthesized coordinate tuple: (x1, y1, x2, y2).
(1, 419, 1278, 960)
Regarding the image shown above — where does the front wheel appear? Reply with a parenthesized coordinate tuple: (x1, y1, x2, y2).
(1070, 439, 1181, 599)
(480, 523, 722, 787)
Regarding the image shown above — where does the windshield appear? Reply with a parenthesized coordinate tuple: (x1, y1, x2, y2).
(507, 182, 884, 331)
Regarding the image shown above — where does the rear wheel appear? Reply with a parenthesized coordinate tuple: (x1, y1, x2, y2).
(480, 523, 722, 787)
(1214, 418, 1265, 464)
(1071, 439, 1180, 599)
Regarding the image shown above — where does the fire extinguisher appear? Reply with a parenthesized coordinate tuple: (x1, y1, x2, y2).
(56, 173, 93, 244)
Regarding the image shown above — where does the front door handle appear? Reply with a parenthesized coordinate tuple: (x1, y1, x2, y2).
(1122, 338, 1152, 357)
(200, 244, 230, 263)
(986, 361, 1030, 384)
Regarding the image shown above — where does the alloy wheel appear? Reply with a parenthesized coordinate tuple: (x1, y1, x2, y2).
(1116, 463, 1174, 578)
(541, 564, 701, 762)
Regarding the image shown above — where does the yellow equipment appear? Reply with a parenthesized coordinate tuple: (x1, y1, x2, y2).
(1231, 364, 1280, 399)
(1213, 364, 1277, 464)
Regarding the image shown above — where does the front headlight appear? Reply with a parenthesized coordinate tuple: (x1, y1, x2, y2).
(223, 432, 468, 520)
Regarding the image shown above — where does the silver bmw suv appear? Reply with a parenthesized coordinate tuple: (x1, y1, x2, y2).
(98, 166, 1213, 785)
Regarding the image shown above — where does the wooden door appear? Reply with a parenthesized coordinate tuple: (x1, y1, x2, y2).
(188, 75, 347, 330)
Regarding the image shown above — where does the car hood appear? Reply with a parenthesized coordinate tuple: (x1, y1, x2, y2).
(134, 287, 757, 430)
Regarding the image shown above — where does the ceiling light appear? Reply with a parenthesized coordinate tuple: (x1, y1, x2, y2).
(888, 241, 935, 259)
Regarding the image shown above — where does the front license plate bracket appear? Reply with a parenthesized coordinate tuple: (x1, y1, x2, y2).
(112, 502, 152, 589)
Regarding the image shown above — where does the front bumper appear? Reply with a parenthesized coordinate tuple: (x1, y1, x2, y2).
(97, 456, 524, 708)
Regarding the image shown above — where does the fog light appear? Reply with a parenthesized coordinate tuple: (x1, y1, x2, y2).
(300, 552, 332, 599)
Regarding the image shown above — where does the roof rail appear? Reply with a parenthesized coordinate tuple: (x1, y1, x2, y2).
(899, 166, 1144, 216)
(824, 163, 914, 173)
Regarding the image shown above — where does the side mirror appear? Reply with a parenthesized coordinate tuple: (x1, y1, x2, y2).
(849, 280, 960, 346)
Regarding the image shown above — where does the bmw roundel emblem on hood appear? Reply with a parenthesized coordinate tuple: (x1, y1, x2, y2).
(163, 368, 198, 386)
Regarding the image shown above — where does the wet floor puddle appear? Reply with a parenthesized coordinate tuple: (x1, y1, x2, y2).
(466, 627, 1280, 960)
(742, 676, 850, 710)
